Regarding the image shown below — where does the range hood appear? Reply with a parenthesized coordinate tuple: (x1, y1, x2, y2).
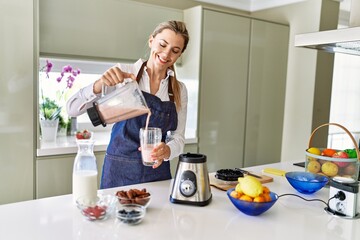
(295, 0, 360, 56)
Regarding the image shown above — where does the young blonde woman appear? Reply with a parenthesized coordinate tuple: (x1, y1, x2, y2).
(67, 21, 189, 188)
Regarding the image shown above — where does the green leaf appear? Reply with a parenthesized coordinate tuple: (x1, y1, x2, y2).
(40, 97, 62, 120)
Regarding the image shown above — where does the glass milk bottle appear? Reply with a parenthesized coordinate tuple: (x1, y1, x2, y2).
(72, 138, 98, 203)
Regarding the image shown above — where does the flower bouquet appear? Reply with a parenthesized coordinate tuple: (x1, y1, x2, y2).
(39, 60, 81, 140)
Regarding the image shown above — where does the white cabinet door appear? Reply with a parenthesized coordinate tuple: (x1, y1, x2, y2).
(244, 20, 289, 167)
(36, 143, 197, 199)
(196, 9, 289, 171)
(198, 10, 250, 172)
(36, 152, 105, 199)
(0, 0, 35, 204)
(39, 0, 182, 61)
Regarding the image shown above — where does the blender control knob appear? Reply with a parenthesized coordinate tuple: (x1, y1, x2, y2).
(179, 170, 197, 197)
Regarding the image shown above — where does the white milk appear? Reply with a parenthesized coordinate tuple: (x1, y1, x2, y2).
(142, 147, 156, 166)
(72, 170, 98, 203)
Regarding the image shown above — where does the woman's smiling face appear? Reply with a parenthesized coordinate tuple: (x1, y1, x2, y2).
(148, 29, 185, 70)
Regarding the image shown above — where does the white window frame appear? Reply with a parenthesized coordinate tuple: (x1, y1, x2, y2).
(39, 57, 198, 140)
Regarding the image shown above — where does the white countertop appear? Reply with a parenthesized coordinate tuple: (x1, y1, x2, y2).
(0, 162, 359, 240)
(37, 132, 111, 156)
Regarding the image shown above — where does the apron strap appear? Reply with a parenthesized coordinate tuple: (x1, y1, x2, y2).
(136, 61, 174, 102)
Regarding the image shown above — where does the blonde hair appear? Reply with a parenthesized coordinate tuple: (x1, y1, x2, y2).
(151, 21, 189, 110)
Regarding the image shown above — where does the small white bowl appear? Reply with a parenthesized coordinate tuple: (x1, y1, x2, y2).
(115, 189, 151, 208)
(76, 194, 116, 221)
(116, 204, 146, 225)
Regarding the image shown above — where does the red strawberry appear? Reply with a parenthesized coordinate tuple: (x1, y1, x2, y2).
(83, 205, 107, 219)
(76, 132, 84, 139)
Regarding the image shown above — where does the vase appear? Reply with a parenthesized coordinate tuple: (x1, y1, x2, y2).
(40, 118, 59, 142)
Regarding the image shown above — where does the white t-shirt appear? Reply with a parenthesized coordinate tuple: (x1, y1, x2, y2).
(66, 59, 188, 160)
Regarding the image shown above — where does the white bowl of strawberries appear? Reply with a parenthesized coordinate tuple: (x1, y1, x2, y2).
(75, 129, 93, 140)
(76, 194, 116, 221)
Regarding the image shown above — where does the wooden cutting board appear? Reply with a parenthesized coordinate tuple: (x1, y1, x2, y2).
(209, 172, 273, 191)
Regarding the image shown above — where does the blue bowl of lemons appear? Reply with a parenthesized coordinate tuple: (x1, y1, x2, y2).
(226, 188, 278, 216)
(285, 171, 328, 194)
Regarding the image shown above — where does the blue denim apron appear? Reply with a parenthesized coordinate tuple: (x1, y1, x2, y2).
(100, 62, 178, 189)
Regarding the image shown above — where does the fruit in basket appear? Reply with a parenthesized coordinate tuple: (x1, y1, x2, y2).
(307, 147, 321, 155)
(332, 151, 348, 159)
(342, 163, 357, 175)
(321, 162, 339, 177)
(321, 148, 337, 157)
(307, 160, 321, 173)
(237, 176, 263, 198)
(335, 162, 350, 168)
(344, 149, 357, 158)
(332, 151, 350, 168)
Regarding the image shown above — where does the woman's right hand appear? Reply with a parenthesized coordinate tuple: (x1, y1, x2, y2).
(93, 66, 136, 94)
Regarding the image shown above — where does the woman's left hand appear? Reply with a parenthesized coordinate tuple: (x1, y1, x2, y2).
(151, 142, 171, 169)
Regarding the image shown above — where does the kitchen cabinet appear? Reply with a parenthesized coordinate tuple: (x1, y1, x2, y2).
(36, 144, 197, 198)
(0, 0, 36, 204)
(199, 9, 250, 172)
(244, 20, 289, 167)
(36, 152, 105, 199)
(184, 7, 289, 171)
(39, 0, 183, 61)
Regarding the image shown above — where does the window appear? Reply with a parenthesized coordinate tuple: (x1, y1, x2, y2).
(328, 53, 360, 149)
(328, 18, 360, 150)
(39, 58, 116, 132)
(39, 57, 198, 139)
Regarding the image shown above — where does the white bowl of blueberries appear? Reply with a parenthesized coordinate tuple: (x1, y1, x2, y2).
(116, 204, 146, 225)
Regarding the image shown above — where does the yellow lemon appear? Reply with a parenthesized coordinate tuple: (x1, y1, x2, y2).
(321, 162, 339, 177)
(230, 190, 241, 199)
(238, 176, 263, 198)
(307, 147, 321, 156)
(235, 183, 243, 194)
(307, 160, 321, 173)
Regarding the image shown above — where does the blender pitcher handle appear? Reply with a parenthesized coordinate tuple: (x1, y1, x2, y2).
(101, 84, 107, 97)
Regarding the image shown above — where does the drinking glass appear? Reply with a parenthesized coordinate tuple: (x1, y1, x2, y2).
(139, 127, 162, 166)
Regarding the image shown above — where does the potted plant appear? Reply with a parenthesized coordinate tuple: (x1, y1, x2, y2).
(39, 60, 80, 141)
(40, 97, 62, 121)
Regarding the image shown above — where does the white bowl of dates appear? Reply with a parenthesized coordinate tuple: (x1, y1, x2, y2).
(115, 188, 151, 208)
(116, 204, 146, 225)
(76, 194, 116, 221)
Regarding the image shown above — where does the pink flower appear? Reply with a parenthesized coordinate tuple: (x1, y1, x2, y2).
(45, 60, 53, 78)
(62, 65, 73, 73)
(40, 60, 81, 121)
(40, 59, 81, 102)
(55, 64, 80, 90)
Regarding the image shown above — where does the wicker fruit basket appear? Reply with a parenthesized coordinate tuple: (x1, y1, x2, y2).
(305, 123, 360, 181)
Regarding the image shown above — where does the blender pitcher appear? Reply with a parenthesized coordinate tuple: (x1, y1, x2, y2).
(87, 80, 149, 127)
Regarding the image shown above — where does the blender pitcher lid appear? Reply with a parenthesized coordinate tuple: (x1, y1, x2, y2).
(179, 153, 207, 163)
